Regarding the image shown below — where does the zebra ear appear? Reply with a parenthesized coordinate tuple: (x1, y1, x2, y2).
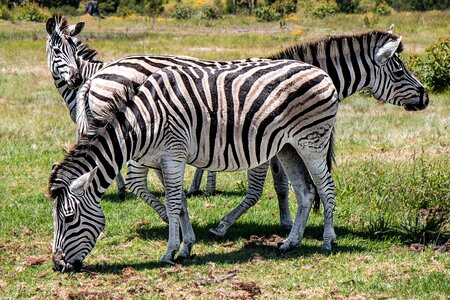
(387, 24, 394, 34)
(46, 17, 56, 35)
(375, 36, 402, 65)
(68, 22, 85, 37)
(69, 167, 98, 196)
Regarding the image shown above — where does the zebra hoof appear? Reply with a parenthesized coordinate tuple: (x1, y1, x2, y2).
(118, 187, 127, 201)
(320, 242, 336, 254)
(185, 190, 202, 198)
(159, 258, 176, 267)
(277, 240, 297, 254)
(208, 228, 225, 241)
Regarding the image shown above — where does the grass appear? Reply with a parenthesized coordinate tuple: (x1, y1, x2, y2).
(0, 10, 449, 299)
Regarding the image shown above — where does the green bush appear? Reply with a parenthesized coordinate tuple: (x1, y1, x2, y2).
(407, 39, 450, 93)
(171, 5, 194, 20)
(272, 0, 297, 15)
(201, 6, 221, 20)
(254, 6, 281, 22)
(98, 0, 120, 14)
(309, 2, 338, 18)
(336, 0, 360, 13)
(382, 0, 449, 11)
(0, 5, 12, 20)
(374, 1, 391, 15)
(13, 2, 50, 22)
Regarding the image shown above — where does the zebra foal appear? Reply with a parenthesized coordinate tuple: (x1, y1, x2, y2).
(50, 60, 339, 270)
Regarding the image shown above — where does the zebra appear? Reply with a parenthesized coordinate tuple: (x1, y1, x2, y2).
(50, 59, 340, 271)
(45, 16, 129, 199)
(45, 16, 240, 221)
(206, 26, 430, 238)
(62, 19, 429, 241)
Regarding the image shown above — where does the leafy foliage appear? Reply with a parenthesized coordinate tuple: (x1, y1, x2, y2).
(171, 5, 194, 20)
(309, 2, 338, 18)
(382, 0, 449, 11)
(374, 1, 391, 16)
(407, 39, 450, 92)
(4, 2, 51, 22)
(254, 6, 281, 22)
(336, 0, 360, 13)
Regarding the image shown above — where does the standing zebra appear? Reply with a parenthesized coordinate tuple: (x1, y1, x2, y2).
(208, 26, 430, 238)
(50, 59, 340, 271)
(45, 16, 128, 199)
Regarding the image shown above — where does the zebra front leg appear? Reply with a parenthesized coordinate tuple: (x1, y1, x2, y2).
(187, 168, 204, 196)
(115, 173, 126, 200)
(160, 155, 189, 266)
(126, 161, 168, 223)
(209, 162, 269, 239)
(276, 145, 316, 252)
(270, 157, 293, 231)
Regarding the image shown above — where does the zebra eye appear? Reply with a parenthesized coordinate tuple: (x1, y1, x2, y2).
(64, 214, 75, 224)
(53, 48, 62, 55)
(393, 69, 404, 77)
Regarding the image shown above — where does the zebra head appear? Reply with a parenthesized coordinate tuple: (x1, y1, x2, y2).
(46, 16, 85, 89)
(369, 27, 429, 111)
(49, 166, 105, 272)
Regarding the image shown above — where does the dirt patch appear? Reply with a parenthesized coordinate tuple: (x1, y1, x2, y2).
(64, 290, 122, 300)
(434, 239, 450, 253)
(243, 235, 284, 248)
(409, 243, 426, 252)
(232, 281, 262, 298)
(158, 264, 183, 278)
(22, 255, 48, 266)
(223, 241, 236, 247)
(127, 283, 149, 296)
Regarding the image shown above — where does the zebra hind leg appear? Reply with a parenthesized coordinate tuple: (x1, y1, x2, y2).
(176, 192, 196, 262)
(205, 171, 217, 196)
(115, 173, 126, 200)
(276, 145, 316, 252)
(270, 157, 293, 232)
(160, 155, 193, 266)
(186, 168, 204, 197)
(125, 161, 168, 223)
(208, 162, 269, 239)
(297, 146, 336, 253)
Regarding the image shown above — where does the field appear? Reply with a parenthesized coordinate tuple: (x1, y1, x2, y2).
(0, 10, 449, 299)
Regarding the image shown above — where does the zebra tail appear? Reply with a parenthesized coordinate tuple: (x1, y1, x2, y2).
(76, 79, 92, 137)
(313, 127, 336, 213)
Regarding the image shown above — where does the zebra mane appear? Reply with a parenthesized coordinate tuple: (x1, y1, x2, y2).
(76, 41, 102, 63)
(269, 30, 404, 61)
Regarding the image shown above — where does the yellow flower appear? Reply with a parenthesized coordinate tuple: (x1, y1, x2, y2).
(290, 29, 304, 36)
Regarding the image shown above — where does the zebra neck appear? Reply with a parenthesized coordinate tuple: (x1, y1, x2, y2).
(79, 59, 105, 79)
(270, 36, 375, 100)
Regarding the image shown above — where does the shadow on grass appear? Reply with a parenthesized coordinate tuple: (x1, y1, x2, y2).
(86, 240, 366, 275)
(85, 222, 369, 274)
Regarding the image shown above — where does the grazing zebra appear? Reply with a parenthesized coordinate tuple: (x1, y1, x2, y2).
(50, 59, 339, 270)
(208, 26, 430, 238)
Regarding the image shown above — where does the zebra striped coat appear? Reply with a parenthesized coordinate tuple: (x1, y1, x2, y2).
(209, 26, 430, 238)
(50, 60, 339, 270)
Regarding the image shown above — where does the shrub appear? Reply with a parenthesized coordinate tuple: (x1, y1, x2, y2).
(0, 5, 12, 20)
(254, 6, 281, 22)
(382, 0, 449, 11)
(272, 0, 297, 15)
(374, 1, 391, 16)
(336, 0, 360, 13)
(309, 2, 337, 18)
(406, 39, 450, 92)
(13, 2, 50, 22)
(201, 6, 221, 20)
(171, 5, 194, 20)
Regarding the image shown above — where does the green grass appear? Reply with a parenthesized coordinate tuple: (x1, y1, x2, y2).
(0, 10, 449, 299)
